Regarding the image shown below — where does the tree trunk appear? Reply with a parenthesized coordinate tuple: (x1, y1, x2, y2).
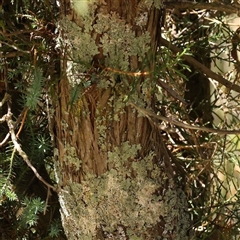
(54, 1, 190, 239)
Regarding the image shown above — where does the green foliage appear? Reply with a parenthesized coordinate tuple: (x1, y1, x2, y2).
(69, 83, 82, 109)
(49, 220, 62, 238)
(2, 0, 240, 239)
(0, 144, 18, 203)
(0, 0, 66, 239)
(25, 68, 44, 110)
(18, 197, 45, 228)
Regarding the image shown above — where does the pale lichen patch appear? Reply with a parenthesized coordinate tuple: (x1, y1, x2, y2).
(96, 120, 107, 150)
(144, 0, 163, 9)
(63, 144, 82, 171)
(161, 187, 190, 240)
(94, 12, 151, 70)
(58, 142, 167, 239)
(59, 141, 189, 239)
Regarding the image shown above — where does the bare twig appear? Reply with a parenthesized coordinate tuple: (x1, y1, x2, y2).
(0, 133, 10, 147)
(130, 102, 240, 135)
(164, 1, 240, 15)
(0, 52, 26, 58)
(0, 29, 36, 37)
(0, 94, 11, 146)
(44, 187, 51, 215)
(0, 40, 30, 54)
(0, 114, 7, 124)
(0, 93, 11, 108)
(160, 37, 240, 93)
(158, 133, 175, 179)
(6, 111, 57, 192)
(158, 79, 187, 104)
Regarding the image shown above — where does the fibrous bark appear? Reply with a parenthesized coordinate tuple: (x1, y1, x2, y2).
(54, 1, 190, 239)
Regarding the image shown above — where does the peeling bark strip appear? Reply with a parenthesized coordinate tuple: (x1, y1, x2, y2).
(55, 0, 190, 239)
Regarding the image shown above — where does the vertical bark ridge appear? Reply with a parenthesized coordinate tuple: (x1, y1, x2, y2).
(56, 0, 163, 184)
(56, 75, 161, 183)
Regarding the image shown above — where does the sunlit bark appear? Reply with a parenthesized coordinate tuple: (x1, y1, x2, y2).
(54, 1, 190, 239)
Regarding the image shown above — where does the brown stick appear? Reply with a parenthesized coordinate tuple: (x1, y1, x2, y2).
(130, 102, 240, 135)
(164, 2, 240, 15)
(0, 93, 11, 108)
(160, 37, 240, 93)
(16, 108, 28, 138)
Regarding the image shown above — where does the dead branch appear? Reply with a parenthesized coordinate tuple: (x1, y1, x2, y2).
(5, 110, 57, 192)
(16, 108, 28, 138)
(160, 37, 240, 93)
(130, 102, 240, 135)
(164, 1, 240, 15)
(0, 93, 11, 108)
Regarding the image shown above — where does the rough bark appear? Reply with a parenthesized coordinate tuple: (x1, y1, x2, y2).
(54, 1, 190, 239)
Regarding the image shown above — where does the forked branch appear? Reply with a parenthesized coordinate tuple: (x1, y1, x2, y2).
(5, 110, 57, 192)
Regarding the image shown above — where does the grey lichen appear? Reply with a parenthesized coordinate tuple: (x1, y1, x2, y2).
(94, 12, 151, 70)
(59, 17, 99, 77)
(57, 1, 189, 239)
(63, 144, 82, 171)
(144, 0, 163, 9)
(59, 141, 190, 239)
(59, 3, 151, 87)
(162, 186, 190, 240)
(59, 141, 163, 239)
(95, 113, 108, 150)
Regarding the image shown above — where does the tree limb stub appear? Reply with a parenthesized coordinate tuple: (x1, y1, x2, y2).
(164, 2, 240, 15)
(160, 37, 240, 93)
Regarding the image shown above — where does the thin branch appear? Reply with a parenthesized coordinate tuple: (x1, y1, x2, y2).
(0, 93, 11, 108)
(16, 108, 28, 138)
(158, 79, 187, 104)
(160, 37, 240, 93)
(0, 133, 10, 147)
(130, 102, 240, 135)
(44, 187, 51, 215)
(0, 107, 28, 147)
(0, 94, 11, 147)
(0, 51, 26, 58)
(158, 132, 175, 179)
(1, 106, 31, 147)
(0, 29, 36, 37)
(6, 111, 58, 192)
(0, 40, 30, 54)
(164, 1, 240, 15)
(0, 114, 7, 124)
